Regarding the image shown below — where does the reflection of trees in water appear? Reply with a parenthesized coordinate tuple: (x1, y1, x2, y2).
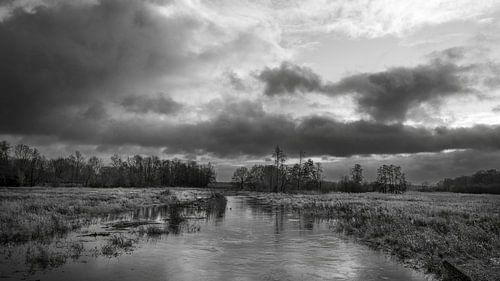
(300, 215, 315, 231)
(198, 193, 227, 222)
(274, 205, 285, 234)
(245, 198, 320, 233)
(243, 198, 288, 234)
(129, 198, 228, 235)
(132, 205, 170, 221)
(129, 193, 228, 227)
(245, 198, 276, 217)
(167, 205, 185, 234)
(272, 206, 315, 234)
(10, 195, 230, 276)
(168, 194, 228, 232)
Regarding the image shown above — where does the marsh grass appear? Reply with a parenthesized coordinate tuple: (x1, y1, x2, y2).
(0, 187, 224, 275)
(0, 187, 179, 243)
(136, 225, 170, 236)
(253, 192, 500, 281)
(101, 235, 137, 257)
(25, 241, 85, 272)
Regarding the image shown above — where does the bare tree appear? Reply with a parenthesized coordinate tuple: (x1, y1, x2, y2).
(376, 164, 407, 193)
(350, 164, 363, 185)
(272, 146, 287, 192)
(314, 162, 323, 189)
(297, 150, 305, 190)
(232, 167, 249, 189)
(0, 141, 11, 185)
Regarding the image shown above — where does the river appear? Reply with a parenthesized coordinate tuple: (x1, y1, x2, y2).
(1, 195, 428, 281)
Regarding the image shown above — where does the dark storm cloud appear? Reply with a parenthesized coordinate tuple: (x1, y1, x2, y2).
(2, 91, 500, 158)
(329, 60, 470, 122)
(257, 62, 323, 96)
(257, 53, 475, 122)
(1, 0, 499, 166)
(46, 101, 500, 158)
(0, 0, 200, 134)
(121, 94, 183, 115)
(82, 103, 108, 120)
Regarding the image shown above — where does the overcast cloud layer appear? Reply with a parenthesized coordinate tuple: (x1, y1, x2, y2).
(1, 0, 500, 182)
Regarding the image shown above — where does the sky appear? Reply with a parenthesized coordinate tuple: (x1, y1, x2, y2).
(1, 0, 500, 183)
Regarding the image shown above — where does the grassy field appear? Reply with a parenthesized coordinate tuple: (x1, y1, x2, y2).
(0, 187, 210, 244)
(2, 187, 498, 280)
(250, 191, 500, 281)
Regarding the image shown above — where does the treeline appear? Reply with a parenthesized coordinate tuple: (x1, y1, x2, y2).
(231, 146, 408, 193)
(336, 164, 408, 193)
(435, 169, 500, 194)
(232, 157, 323, 192)
(0, 141, 215, 187)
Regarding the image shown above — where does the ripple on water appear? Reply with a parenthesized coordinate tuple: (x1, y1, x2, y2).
(0, 195, 430, 281)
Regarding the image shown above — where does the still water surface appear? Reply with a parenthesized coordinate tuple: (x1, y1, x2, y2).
(6, 196, 428, 281)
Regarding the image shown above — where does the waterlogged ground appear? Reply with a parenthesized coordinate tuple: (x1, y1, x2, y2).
(0, 194, 429, 281)
(0, 187, 225, 279)
(0, 187, 208, 244)
(250, 192, 500, 281)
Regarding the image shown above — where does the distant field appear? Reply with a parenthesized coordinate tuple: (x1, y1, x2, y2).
(251, 191, 500, 281)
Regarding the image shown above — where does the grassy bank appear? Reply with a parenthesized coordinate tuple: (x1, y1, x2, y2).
(0, 187, 208, 243)
(251, 191, 500, 281)
(0, 187, 227, 275)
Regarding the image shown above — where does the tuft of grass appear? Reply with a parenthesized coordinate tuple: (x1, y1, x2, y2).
(168, 205, 186, 226)
(69, 242, 84, 260)
(24, 240, 87, 271)
(137, 225, 170, 236)
(25, 245, 67, 271)
(101, 235, 137, 257)
(159, 189, 172, 196)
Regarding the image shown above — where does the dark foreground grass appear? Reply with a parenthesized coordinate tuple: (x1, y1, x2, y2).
(0, 187, 196, 243)
(252, 191, 500, 281)
(24, 241, 85, 272)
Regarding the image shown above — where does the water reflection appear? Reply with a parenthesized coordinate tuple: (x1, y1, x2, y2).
(1, 196, 428, 281)
(0, 195, 228, 279)
(244, 197, 319, 234)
